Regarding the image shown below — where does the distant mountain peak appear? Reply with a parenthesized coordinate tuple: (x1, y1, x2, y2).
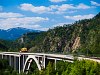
(7, 27, 30, 30)
(0, 27, 41, 40)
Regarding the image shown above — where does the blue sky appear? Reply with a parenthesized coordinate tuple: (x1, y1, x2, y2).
(0, 0, 100, 30)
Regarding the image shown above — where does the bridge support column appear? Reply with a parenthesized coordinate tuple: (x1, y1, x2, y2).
(43, 55, 45, 68)
(23, 55, 25, 66)
(9, 56, 11, 66)
(19, 55, 21, 73)
(37, 56, 40, 65)
(37, 56, 39, 61)
(14, 56, 16, 70)
(2, 54, 3, 59)
(4, 55, 7, 59)
(55, 59, 57, 70)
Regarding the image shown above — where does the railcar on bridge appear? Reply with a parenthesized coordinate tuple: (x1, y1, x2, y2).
(20, 48, 28, 52)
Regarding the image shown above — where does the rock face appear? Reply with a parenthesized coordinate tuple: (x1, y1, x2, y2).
(72, 37, 80, 50)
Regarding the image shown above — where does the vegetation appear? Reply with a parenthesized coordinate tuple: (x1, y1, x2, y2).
(0, 59, 15, 75)
(0, 59, 100, 75)
(0, 39, 11, 51)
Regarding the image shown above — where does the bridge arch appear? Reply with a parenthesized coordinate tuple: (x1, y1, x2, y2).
(23, 55, 41, 72)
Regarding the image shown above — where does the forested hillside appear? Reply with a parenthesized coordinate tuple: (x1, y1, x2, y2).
(0, 39, 11, 51)
(10, 12, 100, 55)
(0, 12, 100, 55)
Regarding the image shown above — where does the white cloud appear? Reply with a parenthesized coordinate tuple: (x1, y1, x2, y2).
(49, 5, 59, 9)
(19, 3, 91, 14)
(53, 22, 72, 27)
(53, 3, 90, 12)
(37, 27, 49, 31)
(55, 3, 90, 13)
(0, 12, 49, 30)
(0, 17, 49, 24)
(49, 0, 66, 3)
(58, 4, 75, 11)
(77, 3, 91, 9)
(19, 3, 52, 14)
(49, 10, 77, 14)
(64, 14, 95, 20)
(91, 1, 100, 6)
(0, 12, 24, 18)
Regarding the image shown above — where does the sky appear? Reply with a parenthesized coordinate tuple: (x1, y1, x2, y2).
(0, 0, 100, 31)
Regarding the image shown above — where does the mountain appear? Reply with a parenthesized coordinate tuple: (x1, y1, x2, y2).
(0, 27, 40, 40)
(13, 12, 100, 55)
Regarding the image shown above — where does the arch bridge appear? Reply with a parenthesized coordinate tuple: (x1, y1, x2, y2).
(0, 52, 99, 73)
(0, 52, 73, 73)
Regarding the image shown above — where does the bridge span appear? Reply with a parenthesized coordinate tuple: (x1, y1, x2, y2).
(0, 52, 74, 73)
(0, 52, 100, 73)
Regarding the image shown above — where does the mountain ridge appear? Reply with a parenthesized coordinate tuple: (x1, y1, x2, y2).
(14, 12, 100, 55)
(0, 27, 41, 40)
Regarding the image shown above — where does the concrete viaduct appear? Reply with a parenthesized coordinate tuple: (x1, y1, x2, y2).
(0, 52, 100, 74)
(0, 52, 74, 73)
